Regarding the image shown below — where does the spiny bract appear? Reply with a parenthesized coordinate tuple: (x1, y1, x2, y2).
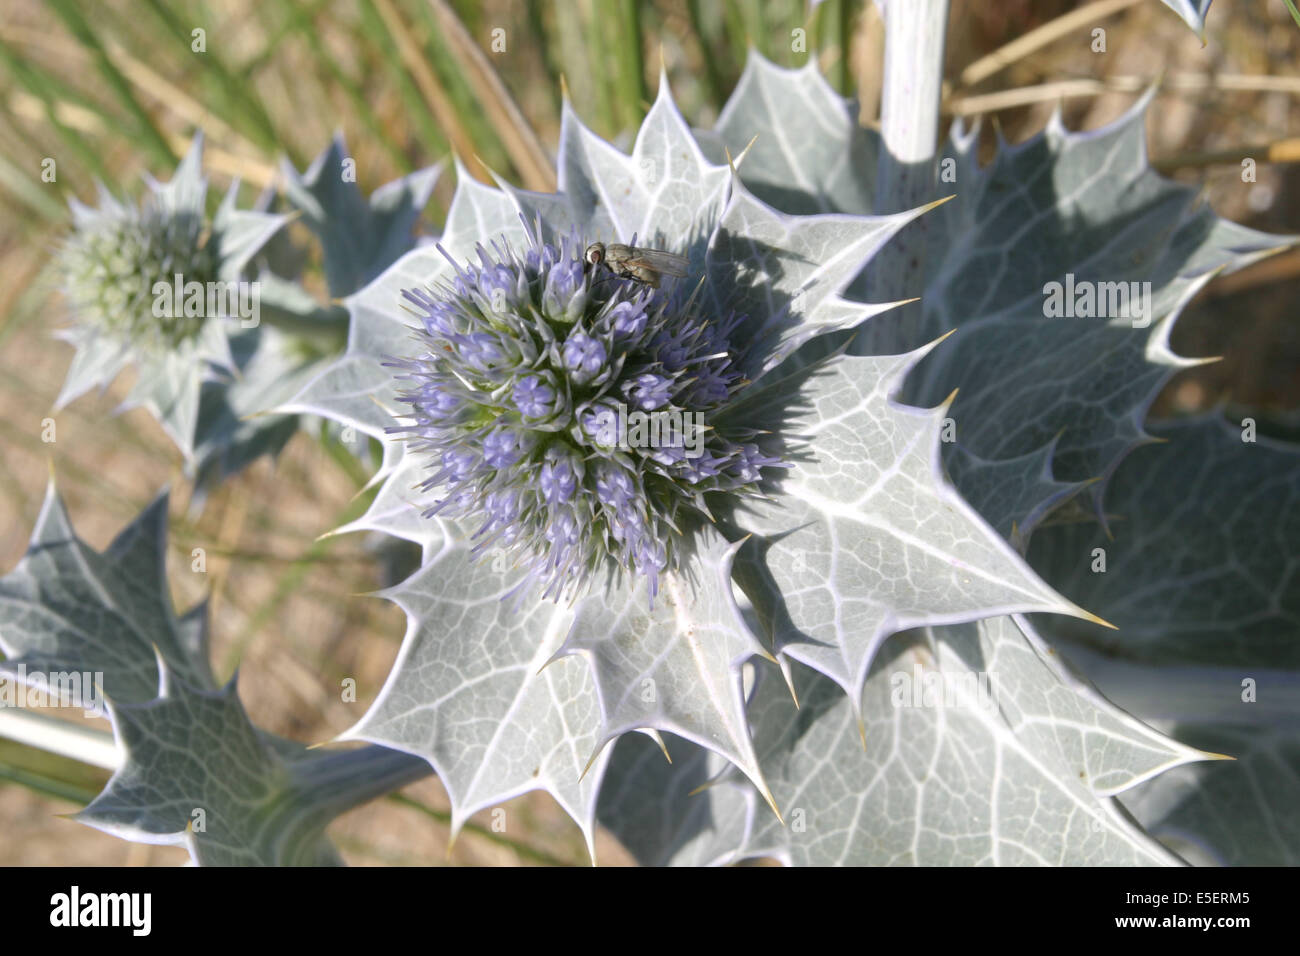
(389, 228, 781, 600)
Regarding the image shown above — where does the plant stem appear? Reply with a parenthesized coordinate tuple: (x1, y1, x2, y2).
(0, 758, 101, 805)
(871, 0, 949, 302)
(258, 302, 351, 346)
(286, 744, 432, 818)
(0, 709, 120, 770)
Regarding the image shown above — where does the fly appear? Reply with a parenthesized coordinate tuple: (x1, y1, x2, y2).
(585, 242, 688, 289)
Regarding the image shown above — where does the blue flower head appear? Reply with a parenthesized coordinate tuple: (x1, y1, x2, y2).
(388, 227, 779, 601)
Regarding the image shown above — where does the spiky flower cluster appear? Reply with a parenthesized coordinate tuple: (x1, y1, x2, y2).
(59, 195, 216, 350)
(390, 231, 781, 599)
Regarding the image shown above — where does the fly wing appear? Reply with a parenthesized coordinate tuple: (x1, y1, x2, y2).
(622, 246, 689, 277)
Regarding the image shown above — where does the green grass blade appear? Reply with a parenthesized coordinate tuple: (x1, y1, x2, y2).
(275, 3, 415, 173)
(685, 0, 728, 107)
(609, 0, 647, 130)
(44, 0, 177, 166)
(139, 0, 295, 163)
(412, 0, 511, 175)
(0, 39, 117, 186)
(350, 0, 451, 160)
(580, 2, 617, 135)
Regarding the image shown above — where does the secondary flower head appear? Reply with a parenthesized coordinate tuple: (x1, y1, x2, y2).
(389, 228, 781, 600)
(51, 135, 293, 475)
(58, 190, 217, 351)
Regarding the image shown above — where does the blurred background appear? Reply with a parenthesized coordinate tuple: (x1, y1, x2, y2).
(0, 0, 1296, 865)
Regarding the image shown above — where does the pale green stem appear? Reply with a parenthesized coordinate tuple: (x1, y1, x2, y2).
(871, 0, 949, 302)
(0, 708, 120, 770)
(285, 743, 432, 819)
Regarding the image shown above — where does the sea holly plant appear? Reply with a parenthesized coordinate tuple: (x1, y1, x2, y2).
(1028, 415, 1300, 866)
(1160, 0, 1215, 38)
(598, 614, 1208, 866)
(281, 132, 442, 300)
(51, 132, 439, 487)
(0, 484, 429, 865)
(281, 58, 1162, 843)
(699, 55, 1283, 514)
(5, 1, 1297, 867)
(54, 134, 294, 476)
